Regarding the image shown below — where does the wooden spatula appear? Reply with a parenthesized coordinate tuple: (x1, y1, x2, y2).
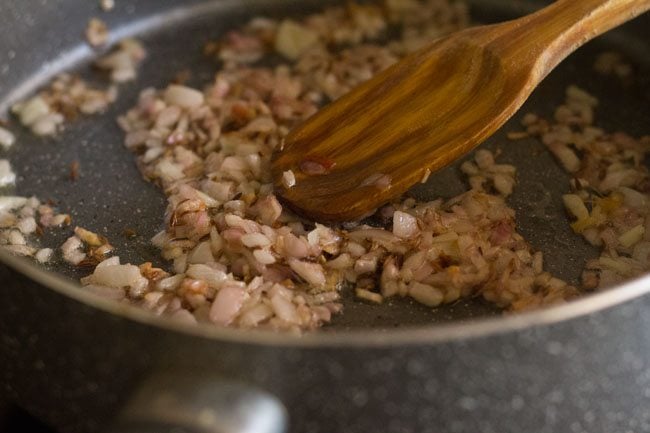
(271, 0, 650, 221)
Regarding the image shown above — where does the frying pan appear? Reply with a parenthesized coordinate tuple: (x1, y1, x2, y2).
(0, 0, 649, 432)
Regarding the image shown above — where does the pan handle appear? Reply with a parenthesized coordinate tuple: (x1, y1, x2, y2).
(108, 373, 288, 433)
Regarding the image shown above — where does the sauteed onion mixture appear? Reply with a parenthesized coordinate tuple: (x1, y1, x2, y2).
(0, 0, 648, 331)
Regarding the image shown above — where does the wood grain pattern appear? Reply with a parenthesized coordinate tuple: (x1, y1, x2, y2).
(272, 0, 650, 221)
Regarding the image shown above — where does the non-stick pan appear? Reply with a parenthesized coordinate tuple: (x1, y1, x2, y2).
(0, 1, 649, 432)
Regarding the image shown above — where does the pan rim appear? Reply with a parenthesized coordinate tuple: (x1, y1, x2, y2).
(3, 248, 649, 348)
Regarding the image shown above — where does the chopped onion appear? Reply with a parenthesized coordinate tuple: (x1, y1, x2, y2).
(164, 85, 205, 109)
(210, 286, 246, 325)
(392, 211, 418, 238)
(61, 235, 86, 265)
(282, 170, 296, 188)
(253, 249, 276, 265)
(0, 196, 27, 212)
(409, 282, 443, 307)
(34, 248, 53, 263)
(187, 241, 214, 264)
(14, 96, 50, 126)
(91, 263, 146, 288)
(270, 291, 299, 323)
(0, 127, 15, 150)
(274, 20, 319, 60)
(0, 160, 16, 187)
(241, 233, 271, 248)
(355, 288, 383, 303)
(288, 258, 326, 288)
(186, 263, 227, 289)
(562, 194, 589, 220)
(619, 225, 645, 248)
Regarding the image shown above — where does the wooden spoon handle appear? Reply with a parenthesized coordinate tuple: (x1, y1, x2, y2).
(492, 0, 650, 79)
